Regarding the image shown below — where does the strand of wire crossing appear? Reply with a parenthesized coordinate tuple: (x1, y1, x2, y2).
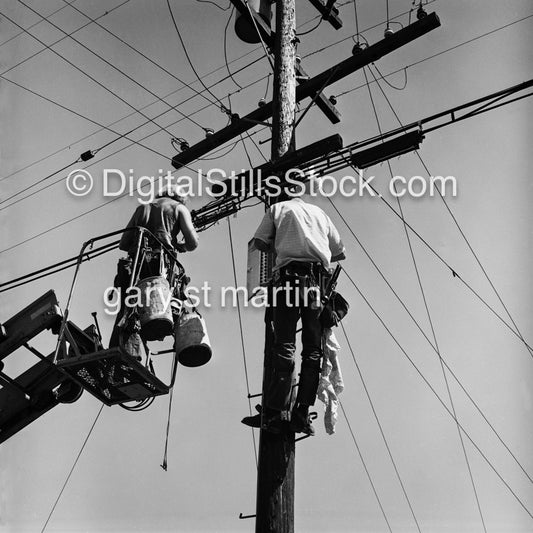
(338, 266, 533, 520)
(324, 194, 533, 485)
(0, 2, 441, 189)
(10, 8, 522, 182)
(227, 218, 258, 467)
(0, 11, 527, 250)
(362, 64, 487, 532)
(365, 59, 533, 361)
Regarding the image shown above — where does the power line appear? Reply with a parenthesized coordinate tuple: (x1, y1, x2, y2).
(40, 404, 104, 533)
(0, 241, 119, 294)
(1, 6, 173, 139)
(166, 0, 231, 114)
(1, 0, 326, 188)
(60, 0, 222, 112)
(0, 53, 265, 186)
(339, 322, 421, 532)
(329, 159, 533, 355)
(0, 0, 74, 49)
(0, 71, 272, 213)
(340, 268, 533, 520)
(0, 122, 268, 255)
(335, 13, 533, 99)
(327, 195, 533, 484)
(227, 219, 258, 467)
(303, 0, 439, 60)
(365, 54, 533, 362)
(224, 7, 244, 90)
(0, 0, 132, 81)
(16, 0, 208, 134)
(338, 400, 393, 533)
(362, 65, 487, 532)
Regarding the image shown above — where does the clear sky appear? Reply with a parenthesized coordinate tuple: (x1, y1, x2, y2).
(1, 1, 532, 532)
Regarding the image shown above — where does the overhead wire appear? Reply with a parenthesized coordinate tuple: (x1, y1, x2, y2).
(296, 17, 322, 37)
(338, 400, 393, 533)
(16, 0, 208, 135)
(0, 122, 269, 255)
(60, 0, 222, 112)
(303, 0, 439, 60)
(362, 65, 487, 532)
(339, 321, 422, 533)
(40, 404, 104, 533)
(326, 193, 533, 484)
(195, 0, 231, 11)
(224, 7, 244, 90)
(166, 0, 232, 115)
(0, 0, 74, 48)
(243, 0, 275, 72)
(365, 51, 533, 361)
(0, 36, 262, 185)
(0, 241, 119, 293)
(334, 13, 533, 99)
(340, 268, 533, 520)
(0, 0, 132, 81)
(227, 218, 258, 467)
(0, 3, 406, 188)
(2, 0, 326, 186)
(0, 68, 272, 214)
(1, 7, 174, 141)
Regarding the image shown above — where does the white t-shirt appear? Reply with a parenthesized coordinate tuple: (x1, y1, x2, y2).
(253, 198, 345, 270)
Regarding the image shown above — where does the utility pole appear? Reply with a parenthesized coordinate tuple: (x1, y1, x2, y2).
(255, 1, 297, 532)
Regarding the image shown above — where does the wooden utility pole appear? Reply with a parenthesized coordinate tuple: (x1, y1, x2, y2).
(255, 1, 297, 532)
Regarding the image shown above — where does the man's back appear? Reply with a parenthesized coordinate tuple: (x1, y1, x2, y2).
(254, 197, 344, 270)
(119, 196, 198, 254)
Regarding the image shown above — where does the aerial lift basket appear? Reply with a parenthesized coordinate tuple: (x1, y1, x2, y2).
(58, 347, 169, 406)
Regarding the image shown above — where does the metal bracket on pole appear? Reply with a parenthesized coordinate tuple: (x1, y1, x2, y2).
(229, 0, 340, 124)
(171, 12, 440, 169)
(306, 0, 343, 29)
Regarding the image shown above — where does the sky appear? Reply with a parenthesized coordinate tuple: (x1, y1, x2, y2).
(0, 0, 532, 532)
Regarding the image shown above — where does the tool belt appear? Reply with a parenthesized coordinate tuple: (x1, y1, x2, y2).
(273, 261, 325, 287)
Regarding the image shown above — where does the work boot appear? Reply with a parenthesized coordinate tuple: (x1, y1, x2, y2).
(261, 407, 283, 434)
(241, 405, 262, 428)
(290, 406, 315, 436)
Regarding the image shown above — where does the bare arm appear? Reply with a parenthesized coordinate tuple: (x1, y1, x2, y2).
(174, 204, 199, 252)
(119, 209, 141, 252)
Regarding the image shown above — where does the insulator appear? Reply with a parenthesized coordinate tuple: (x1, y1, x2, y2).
(352, 42, 363, 55)
(258, 98, 266, 107)
(80, 150, 94, 162)
(384, 27, 394, 38)
(417, 6, 428, 19)
(329, 95, 337, 106)
(180, 141, 190, 152)
(205, 128, 214, 137)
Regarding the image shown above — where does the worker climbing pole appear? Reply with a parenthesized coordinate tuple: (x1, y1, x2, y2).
(255, 1, 297, 531)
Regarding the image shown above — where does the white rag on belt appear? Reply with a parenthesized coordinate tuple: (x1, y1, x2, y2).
(317, 328, 344, 434)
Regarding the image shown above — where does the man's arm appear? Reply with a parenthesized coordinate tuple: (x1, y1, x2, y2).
(253, 209, 275, 253)
(119, 208, 142, 252)
(328, 218, 345, 262)
(331, 251, 346, 262)
(174, 204, 199, 252)
(253, 237, 273, 253)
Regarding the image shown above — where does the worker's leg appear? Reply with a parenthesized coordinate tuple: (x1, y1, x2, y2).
(296, 304, 323, 407)
(266, 282, 300, 412)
